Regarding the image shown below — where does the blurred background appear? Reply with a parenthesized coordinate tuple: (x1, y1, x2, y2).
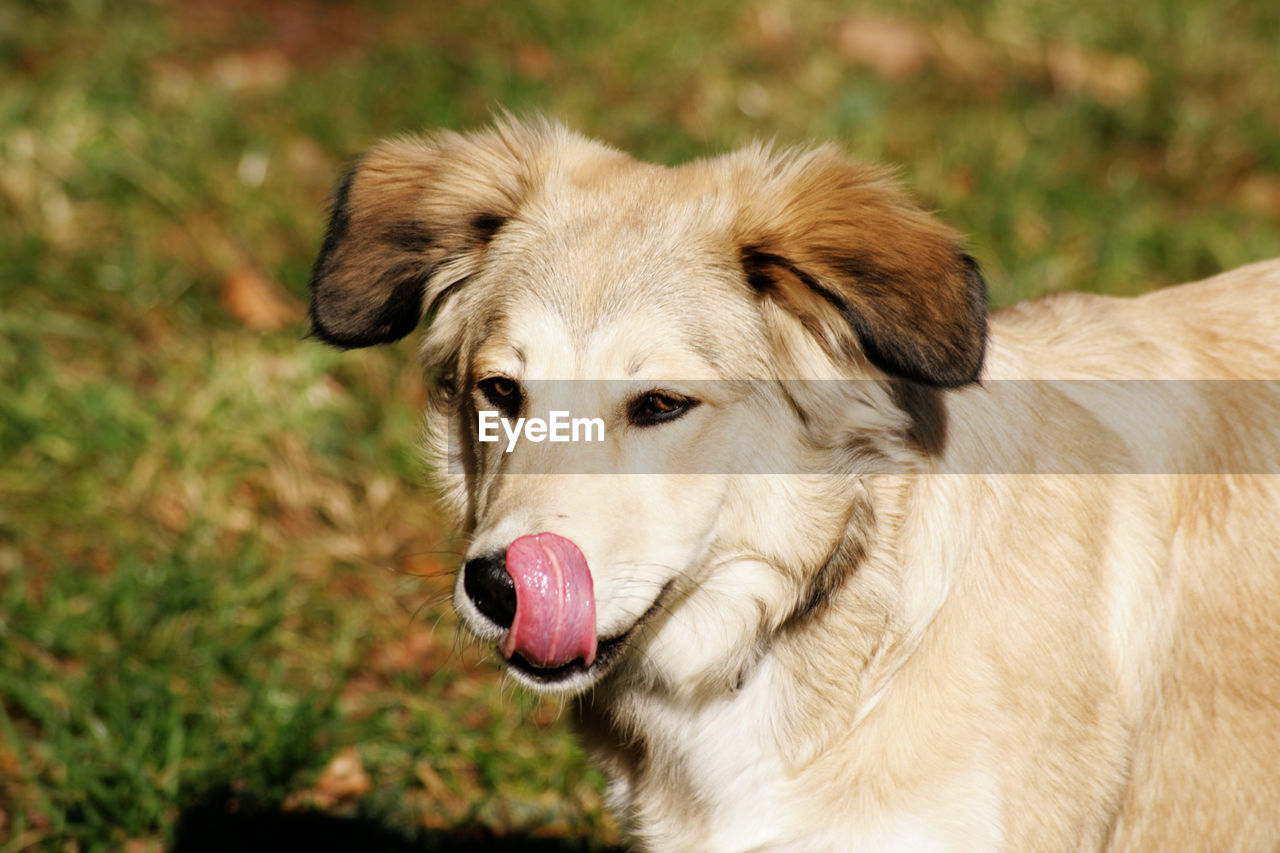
(2, 0, 1278, 849)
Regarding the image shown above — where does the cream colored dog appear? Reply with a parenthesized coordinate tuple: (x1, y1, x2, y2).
(309, 118, 1280, 851)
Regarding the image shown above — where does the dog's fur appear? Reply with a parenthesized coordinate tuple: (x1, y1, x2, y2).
(309, 118, 1280, 851)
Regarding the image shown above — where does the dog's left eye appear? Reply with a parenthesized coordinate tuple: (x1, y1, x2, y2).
(477, 376, 522, 417)
(628, 391, 698, 427)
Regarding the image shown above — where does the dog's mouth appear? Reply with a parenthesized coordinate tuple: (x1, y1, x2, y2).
(502, 581, 672, 688)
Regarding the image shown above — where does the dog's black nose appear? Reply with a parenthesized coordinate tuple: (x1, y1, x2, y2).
(463, 553, 517, 628)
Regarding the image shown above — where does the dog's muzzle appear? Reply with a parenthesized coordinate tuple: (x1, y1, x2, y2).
(463, 532, 598, 670)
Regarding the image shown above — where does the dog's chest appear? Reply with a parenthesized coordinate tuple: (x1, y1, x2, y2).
(633, 670, 798, 850)
(613, 661, 1001, 852)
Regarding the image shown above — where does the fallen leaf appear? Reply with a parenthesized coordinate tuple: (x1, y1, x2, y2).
(209, 49, 292, 94)
(174, 0, 376, 67)
(123, 839, 163, 853)
(835, 15, 933, 81)
(741, 4, 795, 58)
(414, 761, 450, 800)
(338, 671, 387, 720)
(514, 42, 555, 80)
(310, 746, 372, 807)
(1044, 42, 1150, 106)
(222, 265, 303, 331)
(1235, 174, 1280, 218)
(368, 624, 444, 676)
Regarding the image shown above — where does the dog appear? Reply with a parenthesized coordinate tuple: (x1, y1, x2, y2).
(308, 117, 1280, 851)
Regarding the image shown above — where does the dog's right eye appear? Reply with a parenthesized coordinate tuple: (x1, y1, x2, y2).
(628, 391, 698, 427)
(477, 376, 522, 417)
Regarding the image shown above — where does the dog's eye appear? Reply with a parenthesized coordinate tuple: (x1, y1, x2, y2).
(628, 391, 698, 427)
(477, 376, 522, 417)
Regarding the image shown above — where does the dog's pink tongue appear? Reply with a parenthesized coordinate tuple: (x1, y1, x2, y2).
(499, 533, 597, 669)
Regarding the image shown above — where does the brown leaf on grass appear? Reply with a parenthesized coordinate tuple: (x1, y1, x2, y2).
(1235, 174, 1280, 218)
(367, 624, 445, 676)
(222, 265, 303, 331)
(1044, 42, 1150, 106)
(174, 0, 375, 67)
(337, 671, 388, 721)
(514, 42, 555, 80)
(287, 746, 372, 810)
(123, 840, 164, 853)
(0, 748, 22, 806)
(149, 486, 191, 534)
(408, 770, 476, 831)
(208, 49, 292, 93)
(283, 136, 331, 181)
(741, 3, 796, 59)
(835, 14, 933, 81)
(833, 13, 1150, 107)
(414, 761, 451, 801)
(462, 705, 493, 729)
(317, 746, 372, 800)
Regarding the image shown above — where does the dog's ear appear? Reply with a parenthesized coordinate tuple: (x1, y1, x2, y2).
(308, 123, 545, 348)
(735, 147, 987, 387)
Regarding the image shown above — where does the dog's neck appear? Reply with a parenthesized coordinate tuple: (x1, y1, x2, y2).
(571, 474, 948, 847)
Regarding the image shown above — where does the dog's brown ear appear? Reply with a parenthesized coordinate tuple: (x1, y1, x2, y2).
(308, 124, 543, 348)
(735, 148, 987, 387)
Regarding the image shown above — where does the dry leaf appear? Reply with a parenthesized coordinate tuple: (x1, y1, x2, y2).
(835, 15, 933, 81)
(742, 4, 795, 58)
(123, 840, 163, 853)
(415, 761, 450, 800)
(368, 625, 444, 676)
(832, 14, 1150, 106)
(1235, 175, 1280, 218)
(311, 746, 372, 807)
(209, 49, 292, 94)
(514, 43, 554, 80)
(1044, 43, 1150, 106)
(222, 265, 303, 331)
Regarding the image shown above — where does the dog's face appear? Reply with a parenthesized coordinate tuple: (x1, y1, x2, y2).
(309, 119, 986, 697)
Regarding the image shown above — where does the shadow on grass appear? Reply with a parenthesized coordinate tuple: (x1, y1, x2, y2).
(172, 795, 624, 853)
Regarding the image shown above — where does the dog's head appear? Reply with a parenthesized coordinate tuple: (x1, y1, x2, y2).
(310, 118, 986, 696)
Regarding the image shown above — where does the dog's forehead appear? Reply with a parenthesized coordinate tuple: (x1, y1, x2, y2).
(510, 162, 734, 281)
(465, 170, 758, 377)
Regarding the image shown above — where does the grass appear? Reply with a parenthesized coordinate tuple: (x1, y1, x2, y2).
(2, 0, 1279, 849)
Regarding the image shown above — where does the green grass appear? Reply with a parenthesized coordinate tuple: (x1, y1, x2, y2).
(2, 0, 1279, 849)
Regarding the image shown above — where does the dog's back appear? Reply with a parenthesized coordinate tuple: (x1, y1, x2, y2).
(942, 261, 1280, 848)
